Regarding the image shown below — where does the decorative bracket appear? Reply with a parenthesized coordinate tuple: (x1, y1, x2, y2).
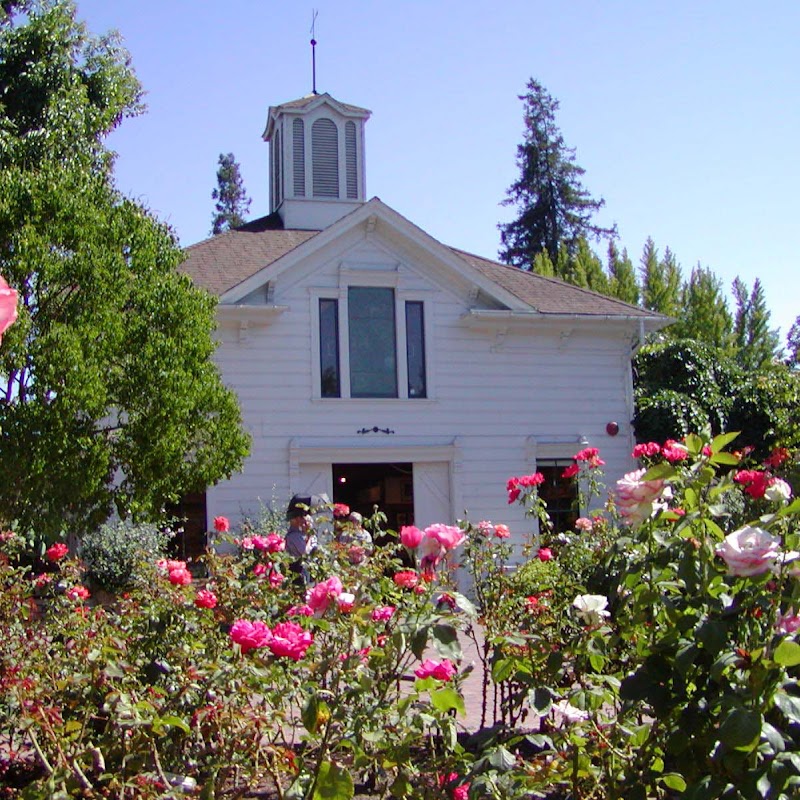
(490, 327, 508, 353)
(356, 426, 395, 435)
(238, 319, 250, 344)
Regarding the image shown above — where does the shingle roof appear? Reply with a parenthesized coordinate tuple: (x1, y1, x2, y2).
(180, 214, 318, 297)
(450, 248, 656, 318)
(180, 213, 659, 320)
(270, 93, 370, 116)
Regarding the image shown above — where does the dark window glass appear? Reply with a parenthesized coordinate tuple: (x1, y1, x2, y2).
(348, 287, 397, 398)
(319, 298, 340, 397)
(405, 302, 426, 398)
(537, 461, 579, 533)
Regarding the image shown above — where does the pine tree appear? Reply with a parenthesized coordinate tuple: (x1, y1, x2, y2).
(732, 277, 782, 369)
(787, 316, 800, 368)
(573, 237, 609, 294)
(210, 152, 251, 235)
(640, 239, 682, 316)
(671, 265, 733, 349)
(499, 78, 615, 268)
(607, 241, 639, 305)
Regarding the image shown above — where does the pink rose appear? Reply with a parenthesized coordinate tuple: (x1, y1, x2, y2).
(423, 523, 466, 555)
(213, 516, 230, 533)
(266, 621, 313, 661)
(400, 525, 424, 549)
(66, 585, 90, 601)
(333, 503, 350, 519)
(453, 785, 470, 800)
(573, 447, 605, 467)
(0, 275, 18, 345)
(371, 605, 395, 621)
(716, 526, 781, 577)
(615, 469, 669, 527)
(230, 619, 271, 654)
(307, 576, 343, 613)
(286, 604, 314, 617)
(169, 567, 193, 586)
(264, 533, 285, 553)
(574, 517, 593, 532)
(253, 562, 267, 577)
(195, 589, 218, 609)
(561, 463, 580, 479)
(393, 570, 419, 589)
(494, 524, 510, 539)
(632, 442, 661, 459)
(269, 570, 285, 589)
(157, 558, 187, 572)
(414, 658, 456, 681)
(46, 542, 69, 562)
(777, 608, 800, 635)
(661, 440, 689, 463)
(537, 548, 553, 562)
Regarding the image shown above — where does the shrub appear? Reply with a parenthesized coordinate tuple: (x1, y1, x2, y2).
(79, 518, 173, 592)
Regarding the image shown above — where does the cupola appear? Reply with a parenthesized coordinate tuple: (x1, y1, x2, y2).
(263, 93, 371, 230)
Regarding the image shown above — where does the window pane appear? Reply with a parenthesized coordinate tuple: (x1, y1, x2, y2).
(537, 461, 579, 533)
(405, 302, 426, 398)
(348, 287, 397, 398)
(319, 298, 340, 397)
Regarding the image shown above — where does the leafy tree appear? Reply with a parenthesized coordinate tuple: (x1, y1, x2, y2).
(671, 264, 733, 349)
(634, 339, 800, 459)
(499, 78, 615, 267)
(606, 241, 639, 306)
(210, 151, 251, 235)
(0, 1, 250, 539)
(732, 276, 782, 370)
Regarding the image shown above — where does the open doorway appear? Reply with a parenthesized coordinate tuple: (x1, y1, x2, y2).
(332, 462, 414, 534)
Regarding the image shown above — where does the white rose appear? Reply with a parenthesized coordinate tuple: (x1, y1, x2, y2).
(765, 478, 792, 503)
(572, 594, 610, 626)
(715, 526, 781, 577)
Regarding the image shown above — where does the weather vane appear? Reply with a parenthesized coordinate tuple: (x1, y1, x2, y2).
(310, 9, 319, 95)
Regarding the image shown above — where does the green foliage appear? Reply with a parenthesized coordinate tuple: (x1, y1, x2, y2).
(634, 339, 800, 458)
(210, 151, 250, 235)
(733, 276, 782, 370)
(607, 241, 639, 305)
(499, 78, 615, 267)
(640, 238, 682, 316)
(79, 518, 173, 592)
(0, 2, 250, 539)
(671, 264, 734, 349)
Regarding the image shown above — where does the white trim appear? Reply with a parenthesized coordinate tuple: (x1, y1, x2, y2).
(216, 305, 289, 325)
(289, 438, 458, 472)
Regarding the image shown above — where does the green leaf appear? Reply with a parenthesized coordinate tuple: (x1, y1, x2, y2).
(662, 774, 687, 791)
(158, 714, 190, 734)
(773, 690, 800, 723)
(302, 694, 320, 734)
(718, 708, 762, 752)
(710, 452, 740, 465)
(431, 687, 465, 716)
(642, 463, 678, 481)
(491, 658, 515, 683)
(685, 433, 703, 455)
(431, 624, 462, 661)
(710, 431, 740, 452)
(774, 640, 800, 667)
(488, 745, 517, 771)
(312, 761, 354, 800)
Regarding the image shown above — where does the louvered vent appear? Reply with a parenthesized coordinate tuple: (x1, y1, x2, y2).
(271, 129, 280, 209)
(276, 128, 283, 202)
(345, 121, 358, 199)
(312, 118, 339, 198)
(293, 118, 305, 197)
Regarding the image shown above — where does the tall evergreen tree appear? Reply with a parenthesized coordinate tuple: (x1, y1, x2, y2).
(640, 238, 682, 316)
(732, 277, 782, 369)
(499, 78, 615, 268)
(786, 316, 800, 368)
(573, 236, 609, 294)
(671, 265, 733, 349)
(210, 152, 251, 235)
(607, 241, 639, 305)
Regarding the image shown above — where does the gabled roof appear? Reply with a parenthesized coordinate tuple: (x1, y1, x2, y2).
(263, 92, 371, 141)
(180, 203, 663, 323)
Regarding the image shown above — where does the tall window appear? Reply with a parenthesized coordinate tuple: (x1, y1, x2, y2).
(319, 299, 340, 398)
(318, 289, 427, 400)
(405, 301, 426, 398)
(349, 287, 397, 398)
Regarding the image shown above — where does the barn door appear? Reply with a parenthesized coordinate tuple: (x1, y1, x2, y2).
(412, 461, 451, 528)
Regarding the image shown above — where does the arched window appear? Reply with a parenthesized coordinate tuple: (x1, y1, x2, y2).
(293, 118, 305, 197)
(312, 118, 339, 198)
(345, 121, 358, 199)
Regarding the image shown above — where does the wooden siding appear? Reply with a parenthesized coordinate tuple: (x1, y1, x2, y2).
(207, 235, 638, 554)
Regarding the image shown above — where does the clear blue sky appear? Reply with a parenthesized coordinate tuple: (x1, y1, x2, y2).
(75, 0, 799, 341)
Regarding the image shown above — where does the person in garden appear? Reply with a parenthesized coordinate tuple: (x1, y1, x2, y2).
(285, 494, 318, 584)
(336, 511, 374, 564)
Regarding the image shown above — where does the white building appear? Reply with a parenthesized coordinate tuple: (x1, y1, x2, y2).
(179, 91, 665, 555)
